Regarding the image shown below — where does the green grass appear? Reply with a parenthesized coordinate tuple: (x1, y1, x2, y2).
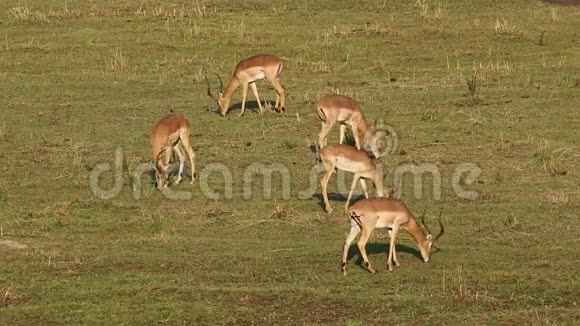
(1, 0, 579, 324)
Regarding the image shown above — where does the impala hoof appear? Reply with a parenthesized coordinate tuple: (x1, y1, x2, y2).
(325, 207, 333, 214)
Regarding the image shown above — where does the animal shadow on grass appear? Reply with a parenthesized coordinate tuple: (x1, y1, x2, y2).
(223, 100, 282, 115)
(312, 193, 369, 211)
(143, 163, 195, 185)
(346, 242, 423, 272)
(312, 192, 363, 211)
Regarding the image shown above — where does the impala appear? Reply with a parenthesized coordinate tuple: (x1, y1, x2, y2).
(149, 114, 196, 190)
(341, 197, 444, 275)
(318, 134, 387, 213)
(206, 54, 286, 117)
(315, 94, 381, 149)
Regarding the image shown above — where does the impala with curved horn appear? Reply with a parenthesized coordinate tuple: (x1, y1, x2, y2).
(206, 54, 286, 117)
(341, 197, 444, 275)
(149, 114, 196, 191)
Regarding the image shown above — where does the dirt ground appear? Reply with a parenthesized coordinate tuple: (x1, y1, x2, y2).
(543, 0, 580, 5)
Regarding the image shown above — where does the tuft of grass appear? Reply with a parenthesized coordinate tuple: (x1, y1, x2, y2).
(0, 286, 24, 306)
(533, 140, 566, 176)
(546, 191, 569, 206)
(104, 48, 128, 73)
(420, 104, 440, 122)
(344, 321, 364, 326)
(466, 70, 480, 97)
(442, 267, 498, 304)
(9, 2, 50, 22)
(494, 18, 513, 35)
(415, 0, 429, 18)
(503, 214, 520, 229)
(494, 18, 525, 38)
(415, 0, 447, 35)
(147, 211, 164, 235)
(282, 139, 298, 149)
(550, 8, 558, 22)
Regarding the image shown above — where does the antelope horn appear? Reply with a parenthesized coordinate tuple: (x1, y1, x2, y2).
(434, 220, 445, 242)
(418, 208, 430, 234)
(421, 216, 433, 235)
(215, 73, 224, 92)
(204, 75, 216, 100)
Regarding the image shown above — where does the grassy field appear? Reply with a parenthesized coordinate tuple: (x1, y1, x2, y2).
(1, 0, 579, 324)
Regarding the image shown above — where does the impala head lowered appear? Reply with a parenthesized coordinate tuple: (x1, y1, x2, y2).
(341, 197, 445, 275)
(418, 216, 445, 263)
(149, 114, 196, 191)
(364, 128, 388, 159)
(205, 54, 286, 117)
(205, 74, 228, 116)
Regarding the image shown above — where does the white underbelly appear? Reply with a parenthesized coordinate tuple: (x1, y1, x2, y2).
(249, 71, 266, 83)
(375, 220, 393, 229)
(335, 157, 369, 173)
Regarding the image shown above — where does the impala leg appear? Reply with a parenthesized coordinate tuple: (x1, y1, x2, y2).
(267, 76, 285, 112)
(320, 162, 336, 213)
(318, 121, 336, 148)
(359, 179, 369, 198)
(179, 130, 196, 183)
(339, 125, 347, 144)
(344, 174, 361, 212)
(387, 229, 400, 267)
(239, 82, 249, 117)
(275, 92, 280, 110)
(357, 227, 375, 274)
(249, 82, 264, 114)
(173, 143, 185, 185)
(163, 146, 173, 166)
(342, 224, 361, 276)
(373, 171, 385, 197)
(162, 147, 173, 187)
(387, 225, 400, 271)
(350, 121, 362, 150)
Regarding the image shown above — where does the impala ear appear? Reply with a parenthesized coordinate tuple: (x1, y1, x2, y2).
(427, 234, 433, 241)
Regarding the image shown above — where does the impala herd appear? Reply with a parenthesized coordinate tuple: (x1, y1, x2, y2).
(148, 54, 444, 274)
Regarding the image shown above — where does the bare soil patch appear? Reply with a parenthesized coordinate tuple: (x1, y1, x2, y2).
(0, 240, 28, 249)
(543, 0, 580, 5)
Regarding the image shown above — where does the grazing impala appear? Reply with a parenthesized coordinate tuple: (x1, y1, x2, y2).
(315, 95, 380, 149)
(206, 54, 286, 117)
(150, 114, 196, 190)
(318, 132, 387, 213)
(341, 197, 444, 275)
